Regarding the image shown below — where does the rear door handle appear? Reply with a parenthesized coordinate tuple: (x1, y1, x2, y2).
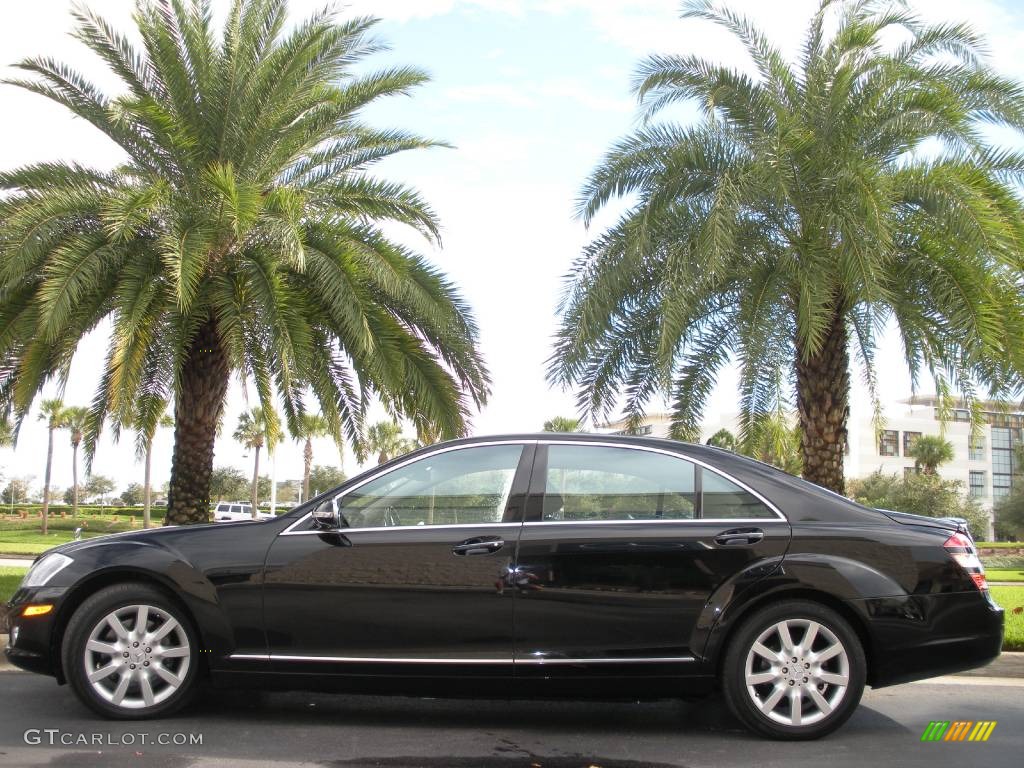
(452, 537, 504, 556)
(714, 528, 764, 546)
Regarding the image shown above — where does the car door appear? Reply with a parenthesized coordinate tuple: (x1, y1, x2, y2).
(512, 441, 790, 695)
(261, 441, 534, 687)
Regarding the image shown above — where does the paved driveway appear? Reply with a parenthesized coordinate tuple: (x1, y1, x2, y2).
(0, 673, 1021, 767)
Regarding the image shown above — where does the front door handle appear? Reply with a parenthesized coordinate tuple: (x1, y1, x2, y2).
(714, 528, 764, 546)
(452, 537, 504, 556)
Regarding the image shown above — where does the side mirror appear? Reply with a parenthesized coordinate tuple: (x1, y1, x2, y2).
(311, 496, 342, 530)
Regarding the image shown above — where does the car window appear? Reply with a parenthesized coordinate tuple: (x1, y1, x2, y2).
(543, 445, 697, 521)
(702, 471, 775, 519)
(230, 505, 241, 514)
(340, 445, 524, 528)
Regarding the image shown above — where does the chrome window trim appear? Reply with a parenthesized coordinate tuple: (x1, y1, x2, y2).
(230, 654, 695, 665)
(537, 439, 787, 522)
(280, 440, 535, 536)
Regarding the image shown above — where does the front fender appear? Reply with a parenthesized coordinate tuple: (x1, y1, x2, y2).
(53, 540, 235, 662)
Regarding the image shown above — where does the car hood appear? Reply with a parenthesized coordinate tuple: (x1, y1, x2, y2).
(877, 508, 967, 536)
(38, 525, 184, 561)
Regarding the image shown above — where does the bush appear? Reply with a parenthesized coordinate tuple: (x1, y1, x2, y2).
(995, 490, 1024, 541)
(848, 470, 990, 540)
(3, 504, 144, 518)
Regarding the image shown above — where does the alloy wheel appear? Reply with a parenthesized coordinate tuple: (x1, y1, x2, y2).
(743, 618, 850, 727)
(82, 604, 192, 710)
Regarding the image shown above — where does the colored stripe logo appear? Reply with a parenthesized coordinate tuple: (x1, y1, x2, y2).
(921, 721, 996, 742)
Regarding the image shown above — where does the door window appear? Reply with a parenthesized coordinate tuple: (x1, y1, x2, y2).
(339, 445, 524, 528)
(541, 445, 776, 521)
(543, 445, 697, 521)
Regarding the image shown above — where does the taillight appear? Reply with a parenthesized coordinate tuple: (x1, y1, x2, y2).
(944, 532, 987, 591)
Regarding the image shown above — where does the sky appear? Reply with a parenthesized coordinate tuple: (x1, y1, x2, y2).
(1, 0, 1023, 498)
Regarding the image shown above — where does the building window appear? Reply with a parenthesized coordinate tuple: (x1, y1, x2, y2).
(879, 430, 899, 457)
(969, 471, 986, 498)
(991, 427, 1019, 501)
(969, 436, 986, 462)
(902, 431, 922, 457)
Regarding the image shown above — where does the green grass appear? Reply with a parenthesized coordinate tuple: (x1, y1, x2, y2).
(977, 542, 1024, 549)
(0, 517, 138, 555)
(988, 569, 1024, 583)
(991, 586, 1024, 651)
(0, 566, 28, 603)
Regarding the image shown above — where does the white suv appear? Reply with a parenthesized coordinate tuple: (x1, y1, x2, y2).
(213, 502, 275, 522)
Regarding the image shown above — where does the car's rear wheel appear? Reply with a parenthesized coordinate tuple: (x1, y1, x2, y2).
(722, 599, 866, 740)
(63, 582, 198, 719)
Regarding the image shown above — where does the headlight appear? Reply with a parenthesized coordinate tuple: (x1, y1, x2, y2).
(22, 553, 74, 587)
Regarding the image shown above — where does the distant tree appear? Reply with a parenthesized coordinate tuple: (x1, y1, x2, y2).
(308, 465, 347, 497)
(120, 483, 144, 506)
(367, 421, 412, 465)
(275, 480, 299, 504)
(995, 490, 1024, 540)
(62, 487, 75, 506)
(706, 429, 736, 451)
(542, 416, 583, 433)
(909, 435, 955, 475)
(209, 467, 247, 504)
(849, 471, 989, 539)
(37, 399, 66, 534)
(291, 413, 333, 503)
(2, 477, 30, 506)
(257, 475, 273, 503)
(84, 474, 116, 506)
(234, 407, 282, 517)
(60, 406, 89, 518)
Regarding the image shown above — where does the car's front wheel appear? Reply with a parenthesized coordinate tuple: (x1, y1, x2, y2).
(722, 600, 866, 740)
(62, 582, 198, 719)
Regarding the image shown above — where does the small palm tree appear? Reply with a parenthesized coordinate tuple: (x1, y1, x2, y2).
(552, 0, 1024, 494)
(0, 0, 489, 525)
(706, 429, 737, 451)
(366, 421, 412, 465)
(739, 411, 802, 475)
(134, 398, 173, 528)
(910, 435, 955, 475)
(292, 413, 333, 503)
(60, 406, 89, 518)
(37, 399, 65, 534)
(542, 416, 583, 433)
(234, 407, 281, 517)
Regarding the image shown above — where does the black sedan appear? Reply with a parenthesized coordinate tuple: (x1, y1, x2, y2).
(4, 434, 1004, 739)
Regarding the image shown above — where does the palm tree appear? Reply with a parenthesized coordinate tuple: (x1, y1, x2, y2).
(542, 416, 583, 433)
(134, 398, 173, 528)
(0, 1, 489, 525)
(909, 435, 955, 475)
(366, 420, 412, 465)
(0, 417, 13, 448)
(551, 0, 1024, 494)
(37, 399, 65, 535)
(706, 429, 736, 451)
(739, 411, 803, 475)
(234, 406, 281, 517)
(292, 413, 332, 503)
(60, 406, 89, 518)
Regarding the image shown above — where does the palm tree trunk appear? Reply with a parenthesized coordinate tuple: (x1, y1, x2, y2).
(251, 445, 261, 518)
(41, 426, 54, 536)
(795, 308, 850, 494)
(143, 440, 153, 529)
(166, 318, 230, 525)
(71, 442, 80, 518)
(303, 437, 313, 503)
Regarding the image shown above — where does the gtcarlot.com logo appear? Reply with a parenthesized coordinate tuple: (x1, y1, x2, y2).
(921, 721, 997, 742)
(24, 729, 203, 747)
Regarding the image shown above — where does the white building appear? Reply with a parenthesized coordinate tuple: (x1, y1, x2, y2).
(598, 395, 1023, 512)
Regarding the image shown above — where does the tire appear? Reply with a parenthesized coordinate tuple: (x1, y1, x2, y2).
(62, 582, 199, 719)
(721, 599, 866, 740)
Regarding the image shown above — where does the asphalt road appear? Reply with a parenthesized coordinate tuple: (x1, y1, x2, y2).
(0, 673, 1021, 768)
